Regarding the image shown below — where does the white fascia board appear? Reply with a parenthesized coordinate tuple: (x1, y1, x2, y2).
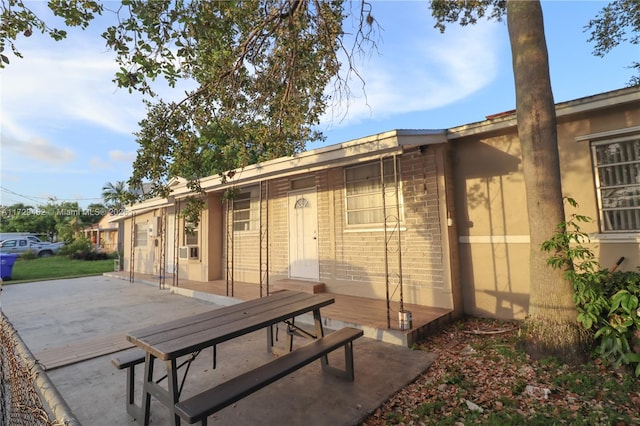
(447, 115, 517, 139)
(166, 176, 187, 187)
(396, 129, 448, 146)
(448, 87, 640, 140)
(222, 130, 447, 187)
(94, 225, 118, 231)
(132, 198, 173, 211)
(168, 130, 447, 196)
(575, 125, 640, 142)
(117, 198, 173, 219)
(555, 88, 640, 117)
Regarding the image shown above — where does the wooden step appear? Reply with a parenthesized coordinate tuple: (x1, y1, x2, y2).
(272, 279, 325, 294)
(34, 333, 133, 371)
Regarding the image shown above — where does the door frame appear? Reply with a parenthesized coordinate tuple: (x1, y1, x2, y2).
(287, 188, 319, 280)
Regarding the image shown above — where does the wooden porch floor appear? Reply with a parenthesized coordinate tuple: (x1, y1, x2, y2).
(104, 271, 453, 347)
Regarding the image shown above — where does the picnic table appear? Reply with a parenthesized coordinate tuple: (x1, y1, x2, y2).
(126, 290, 337, 426)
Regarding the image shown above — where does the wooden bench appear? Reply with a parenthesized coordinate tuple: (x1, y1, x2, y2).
(174, 327, 364, 425)
(111, 347, 146, 420)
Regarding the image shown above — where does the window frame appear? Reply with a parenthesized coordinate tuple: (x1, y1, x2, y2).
(232, 186, 260, 232)
(591, 133, 640, 233)
(134, 223, 148, 247)
(183, 221, 199, 246)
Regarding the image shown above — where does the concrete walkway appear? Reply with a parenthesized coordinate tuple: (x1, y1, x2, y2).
(1, 276, 435, 426)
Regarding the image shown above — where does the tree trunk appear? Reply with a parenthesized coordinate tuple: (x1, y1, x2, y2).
(506, 0, 588, 363)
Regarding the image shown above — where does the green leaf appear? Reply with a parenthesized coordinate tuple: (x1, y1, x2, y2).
(594, 327, 608, 338)
(609, 290, 629, 315)
(623, 294, 639, 313)
(624, 352, 640, 363)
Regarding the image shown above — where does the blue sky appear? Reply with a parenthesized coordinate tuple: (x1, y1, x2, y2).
(1, 1, 637, 208)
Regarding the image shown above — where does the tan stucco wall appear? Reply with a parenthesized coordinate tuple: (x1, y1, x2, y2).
(122, 210, 157, 275)
(169, 195, 224, 282)
(453, 99, 640, 319)
(122, 200, 220, 282)
(452, 131, 530, 319)
(122, 217, 131, 271)
(558, 103, 640, 274)
(205, 193, 223, 280)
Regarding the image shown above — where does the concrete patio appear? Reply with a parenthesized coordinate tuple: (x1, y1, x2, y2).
(1, 276, 436, 426)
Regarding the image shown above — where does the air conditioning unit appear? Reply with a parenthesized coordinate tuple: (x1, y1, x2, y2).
(178, 246, 199, 260)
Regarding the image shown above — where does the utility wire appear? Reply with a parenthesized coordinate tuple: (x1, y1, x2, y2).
(0, 186, 103, 205)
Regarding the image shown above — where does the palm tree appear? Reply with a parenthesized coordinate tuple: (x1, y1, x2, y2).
(101, 181, 128, 211)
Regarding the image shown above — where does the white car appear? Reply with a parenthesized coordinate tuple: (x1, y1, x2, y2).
(0, 236, 65, 257)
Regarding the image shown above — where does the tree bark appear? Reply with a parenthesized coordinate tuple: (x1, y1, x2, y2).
(506, 0, 587, 363)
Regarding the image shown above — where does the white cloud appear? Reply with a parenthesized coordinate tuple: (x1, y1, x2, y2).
(88, 150, 136, 169)
(0, 115, 31, 142)
(1, 44, 145, 137)
(0, 26, 197, 159)
(322, 13, 504, 128)
(109, 150, 136, 163)
(88, 156, 111, 169)
(2, 135, 76, 165)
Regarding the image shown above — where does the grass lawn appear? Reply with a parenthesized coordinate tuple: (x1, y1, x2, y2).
(3, 256, 115, 284)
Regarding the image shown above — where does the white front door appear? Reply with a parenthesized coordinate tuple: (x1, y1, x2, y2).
(288, 189, 319, 280)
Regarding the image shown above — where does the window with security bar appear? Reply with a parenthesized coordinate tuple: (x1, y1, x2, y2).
(344, 158, 403, 226)
(592, 136, 640, 232)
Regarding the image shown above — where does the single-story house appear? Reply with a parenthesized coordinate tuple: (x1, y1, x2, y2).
(113, 86, 640, 326)
(83, 213, 121, 253)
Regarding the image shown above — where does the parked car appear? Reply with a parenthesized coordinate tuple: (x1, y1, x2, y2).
(0, 236, 65, 257)
(0, 232, 37, 242)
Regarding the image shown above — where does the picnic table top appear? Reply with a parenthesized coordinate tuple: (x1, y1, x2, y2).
(127, 290, 335, 360)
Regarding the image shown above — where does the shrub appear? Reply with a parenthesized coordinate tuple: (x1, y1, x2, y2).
(73, 250, 109, 261)
(58, 236, 108, 260)
(58, 236, 92, 257)
(19, 249, 38, 260)
(542, 198, 640, 376)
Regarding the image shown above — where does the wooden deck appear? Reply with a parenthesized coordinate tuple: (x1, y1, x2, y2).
(104, 271, 453, 348)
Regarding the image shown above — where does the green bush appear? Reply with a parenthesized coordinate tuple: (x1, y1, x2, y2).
(19, 249, 38, 260)
(542, 198, 640, 376)
(58, 236, 105, 260)
(72, 250, 109, 260)
(58, 236, 92, 256)
(57, 236, 118, 260)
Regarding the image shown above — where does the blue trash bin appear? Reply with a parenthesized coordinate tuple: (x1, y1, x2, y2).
(0, 253, 19, 280)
